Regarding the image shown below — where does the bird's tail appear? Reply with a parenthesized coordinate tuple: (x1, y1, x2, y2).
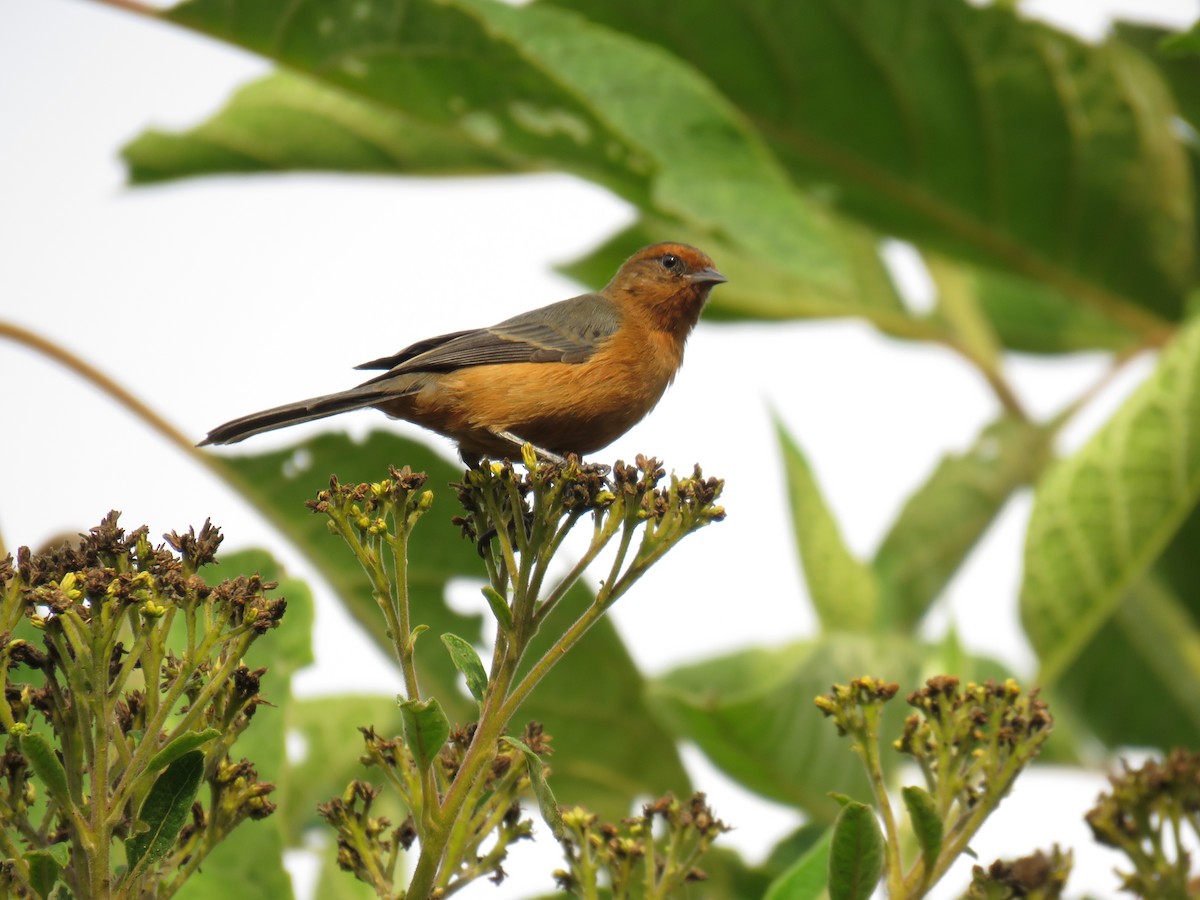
(199, 384, 405, 446)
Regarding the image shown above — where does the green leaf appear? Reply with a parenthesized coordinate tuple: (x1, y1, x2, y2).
(973, 265, 1134, 354)
(124, 72, 515, 184)
(1159, 20, 1200, 57)
(827, 801, 884, 900)
(146, 728, 222, 775)
(690, 846, 777, 900)
(313, 857, 380, 900)
(25, 850, 62, 899)
(777, 421, 879, 632)
(1021, 319, 1200, 690)
(501, 736, 563, 839)
(650, 634, 922, 821)
(20, 734, 68, 803)
(1053, 571, 1200, 748)
(1114, 23, 1200, 272)
(926, 253, 1002, 371)
(481, 585, 513, 632)
(126, 750, 205, 871)
(873, 415, 1050, 628)
(138, 0, 872, 314)
(764, 827, 832, 900)
(1116, 23, 1200, 134)
(551, 0, 1194, 339)
(440, 633, 488, 704)
(278, 695, 404, 842)
(398, 697, 450, 773)
(901, 785, 943, 866)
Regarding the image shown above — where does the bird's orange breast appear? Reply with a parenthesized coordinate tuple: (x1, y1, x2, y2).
(374, 325, 686, 458)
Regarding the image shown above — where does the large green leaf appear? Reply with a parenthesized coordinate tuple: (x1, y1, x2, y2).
(126, 751, 206, 871)
(280, 695, 403, 842)
(150, 0, 655, 207)
(763, 828, 832, 900)
(827, 801, 883, 900)
(1021, 319, 1200, 742)
(1114, 23, 1200, 273)
(1050, 501, 1200, 749)
(777, 421, 879, 632)
(129, 0, 880, 313)
(873, 415, 1051, 629)
(210, 432, 688, 820)
(1054, 572, 1200, 748)
(1116, 23, 1200, 138)
(971, 265, 1134, 353)
(126, 0, 1185, 348)
(549, 0, 1195, 338)
(649, 634, 923, 822)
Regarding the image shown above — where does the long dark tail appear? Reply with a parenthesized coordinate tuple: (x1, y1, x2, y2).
(199, 385, 403, 446)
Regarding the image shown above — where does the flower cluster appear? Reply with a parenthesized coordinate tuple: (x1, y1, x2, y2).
(815, 675, 1054, 898)
(308, 449, 726, 899)
(1085, 748, 1200, 896)
(964, 845, 1072, 899)
(895, 677, 1052, 809)
(554, 792, 729, 898)
(0, 512, 286, 899)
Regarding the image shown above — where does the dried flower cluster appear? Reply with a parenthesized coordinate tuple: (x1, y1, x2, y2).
(0, 512, 286, 899)
(815, 675, 1054, 898)
(1085, 747, 1200, 896)
(964, 845, 1072, 899)
(554, 792, 729, 899)
(895, 676, 1052, 808)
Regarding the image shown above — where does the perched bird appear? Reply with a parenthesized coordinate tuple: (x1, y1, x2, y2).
(200, 242, 726, 464)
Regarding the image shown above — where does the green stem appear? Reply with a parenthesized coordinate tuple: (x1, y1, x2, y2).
(0, 825, 32, 891)
(107, 626, 248, 820)
(406, 661, 515, 900)
(856, 709, 904, 897)
(384, 528, 421, 702)
(532, 518, 616, 628)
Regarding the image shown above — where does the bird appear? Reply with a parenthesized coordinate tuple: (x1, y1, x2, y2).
(200, 242, 726, 465)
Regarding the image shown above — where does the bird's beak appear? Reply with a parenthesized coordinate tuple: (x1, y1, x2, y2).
(690, 266, 727, 285)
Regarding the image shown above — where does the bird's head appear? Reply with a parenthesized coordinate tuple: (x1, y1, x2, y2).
(605, 242, 727, 335)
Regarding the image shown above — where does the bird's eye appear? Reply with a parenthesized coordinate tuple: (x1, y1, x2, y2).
(660, 253, 681, 271)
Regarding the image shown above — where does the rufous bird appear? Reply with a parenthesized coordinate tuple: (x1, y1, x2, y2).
(200, 242, 726, 464)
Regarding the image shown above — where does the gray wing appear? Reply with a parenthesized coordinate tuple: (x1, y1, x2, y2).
(355, 293, 621, 380)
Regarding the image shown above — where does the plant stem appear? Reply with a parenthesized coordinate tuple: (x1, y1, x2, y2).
(386, 530, 421, 702)
(857, 708, 904, 896)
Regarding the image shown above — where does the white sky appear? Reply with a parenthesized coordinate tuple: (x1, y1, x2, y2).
(1, 1, 1195, 897)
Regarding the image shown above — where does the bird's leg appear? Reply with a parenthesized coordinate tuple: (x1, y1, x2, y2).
(491, 429, 569, 466)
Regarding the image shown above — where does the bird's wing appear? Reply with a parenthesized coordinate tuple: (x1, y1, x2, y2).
(356, 293, 621, 378)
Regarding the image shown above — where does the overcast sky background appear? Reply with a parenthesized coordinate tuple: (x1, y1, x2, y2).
(2, 1, 1196, 896)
